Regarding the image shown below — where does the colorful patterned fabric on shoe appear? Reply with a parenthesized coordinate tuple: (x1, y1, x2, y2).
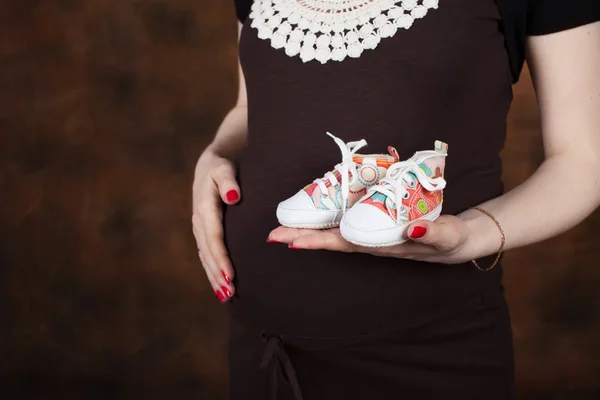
(340, 141, 448, 247)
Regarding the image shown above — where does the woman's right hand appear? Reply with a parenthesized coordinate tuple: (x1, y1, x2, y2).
(192, 147, 240, 303)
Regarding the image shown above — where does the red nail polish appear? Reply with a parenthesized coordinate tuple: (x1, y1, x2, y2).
(222, 271, 231, 284)
(222, 286, 232, 298)
(226, 190, 239, 202)
(266, 238, 277, 243)
(288, 244, 301, 250)
(215, 290, 226, 303)
(410, 226, 427, 239)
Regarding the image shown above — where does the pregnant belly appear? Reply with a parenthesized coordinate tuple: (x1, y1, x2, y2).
(223, 156, 500, 337)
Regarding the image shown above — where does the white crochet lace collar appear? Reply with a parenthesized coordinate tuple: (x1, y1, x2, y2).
(249, 0, 440, 64)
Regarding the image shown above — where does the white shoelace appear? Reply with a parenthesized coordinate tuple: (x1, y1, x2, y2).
(368, 157, 446, 224)
(314, 132, 367, 212)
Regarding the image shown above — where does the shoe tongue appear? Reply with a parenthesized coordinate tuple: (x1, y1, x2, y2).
(387, 146, 400, 162)
(407, 140, 447, 177)
(434, 140, 449, 155)
(364, 141, 447, 209)
(408, 149, 445, 177)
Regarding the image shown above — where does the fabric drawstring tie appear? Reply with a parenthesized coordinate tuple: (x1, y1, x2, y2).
(259, 334, 305, 400)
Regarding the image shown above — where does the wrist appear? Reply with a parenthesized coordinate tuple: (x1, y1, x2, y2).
(196, 147, 231, 179)
(459, 207, 505, 261)
(209, 107, 248, 161)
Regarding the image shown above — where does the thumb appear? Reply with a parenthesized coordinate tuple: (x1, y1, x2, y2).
(211, 160, 241, 205)
(407, 218, 463, 252)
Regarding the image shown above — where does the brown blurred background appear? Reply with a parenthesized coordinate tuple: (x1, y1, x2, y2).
(0, 1, 599, 399)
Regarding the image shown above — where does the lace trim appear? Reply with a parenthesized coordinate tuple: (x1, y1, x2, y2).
(250, 0, 440, 64)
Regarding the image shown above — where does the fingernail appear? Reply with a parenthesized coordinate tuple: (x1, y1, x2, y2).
(410, 226, 427, 239)
(222, 271, 231, 284)
(215, 290, 226, 303)
(266, 238, 277, 243)
(222, 286, 232, 298)
(288, 244, 301, 250)
(226, 190, 239, 202)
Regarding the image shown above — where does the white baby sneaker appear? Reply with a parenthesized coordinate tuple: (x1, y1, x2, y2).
(276, 132, 399, 229)
(340, 141, 448, 247)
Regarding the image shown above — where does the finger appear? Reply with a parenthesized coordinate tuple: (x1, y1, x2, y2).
(192, 216, 206, 255)
(193, 215, 235, 300)
(198, 249, 224, 302)
(369, 240, 440, 258)
(211, 160, 241, 205)
(406, 218, 466, 252)
(290, 229, 358, 252)
(194, 213, 235, 284)
(193, 221, 224, 296)
(200, 237, 235, 302)
(198, 210, 236, 290)
(199, 250, 234, 303)
(268, 226, 321, 243)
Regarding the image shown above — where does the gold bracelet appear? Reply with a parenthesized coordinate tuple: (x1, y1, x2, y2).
(471, 207, 505, 272)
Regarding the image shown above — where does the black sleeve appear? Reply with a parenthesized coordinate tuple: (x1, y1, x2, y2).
(527, 0, 600, 35)
(234, 0, 253, 23)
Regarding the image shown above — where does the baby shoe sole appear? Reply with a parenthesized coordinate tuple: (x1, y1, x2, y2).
(340, 205, 442, 248)
(278, 221, 341, 229)
(277, 206, 342, 230)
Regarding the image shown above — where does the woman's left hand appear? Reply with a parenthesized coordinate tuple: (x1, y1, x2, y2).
(267, 215, 475, 264)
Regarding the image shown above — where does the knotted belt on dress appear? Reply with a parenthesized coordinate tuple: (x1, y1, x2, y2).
(259, 333, 305, 400)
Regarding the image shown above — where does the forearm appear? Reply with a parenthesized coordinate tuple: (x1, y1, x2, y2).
(206, 104, 248, 161)
(461, 153, 600, 259)
(206, 22, 248, 161)
(461, 22, 600, 261)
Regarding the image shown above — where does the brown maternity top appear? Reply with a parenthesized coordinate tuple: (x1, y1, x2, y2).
(226, 0, 511, 337)
(222, 1, 600, 399)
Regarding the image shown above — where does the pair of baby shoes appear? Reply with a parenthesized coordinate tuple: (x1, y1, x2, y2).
(276, 132, 448, 247)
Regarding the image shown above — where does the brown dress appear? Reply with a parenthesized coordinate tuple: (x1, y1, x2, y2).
(224, 1, 515, 398)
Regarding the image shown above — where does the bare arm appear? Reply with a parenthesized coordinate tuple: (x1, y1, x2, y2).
(208, 22, 248, 160)
(192, 22, 248, 303)
(461, 21, 600, 257)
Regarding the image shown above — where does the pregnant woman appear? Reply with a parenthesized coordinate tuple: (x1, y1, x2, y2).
(192, 1, 600, 398)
